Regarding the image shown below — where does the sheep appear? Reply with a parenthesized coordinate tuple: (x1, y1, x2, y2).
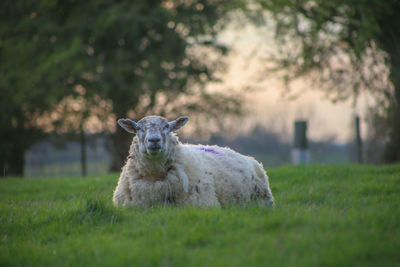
(112, 115, 274, 208)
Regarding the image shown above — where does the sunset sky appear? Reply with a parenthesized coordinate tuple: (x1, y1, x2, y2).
(213, 20, 370, 144)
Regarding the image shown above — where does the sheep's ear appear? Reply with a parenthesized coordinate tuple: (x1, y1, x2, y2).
(169, 116, 189, 132)
(118, 119, 136, 134)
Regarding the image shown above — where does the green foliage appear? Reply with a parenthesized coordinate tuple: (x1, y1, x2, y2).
(0, 0, 243, 175)
(1, 165, 399, 266)
(256, 0, 395, 96)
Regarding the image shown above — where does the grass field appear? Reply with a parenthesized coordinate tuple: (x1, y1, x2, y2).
(1, 165, 399, 266)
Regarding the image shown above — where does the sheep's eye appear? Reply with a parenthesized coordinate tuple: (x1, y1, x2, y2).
(163, 125, 169, 130)
(136, 126, 142, 132)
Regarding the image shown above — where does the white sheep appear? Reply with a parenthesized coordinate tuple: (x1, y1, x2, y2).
(113, 115, 274, 208)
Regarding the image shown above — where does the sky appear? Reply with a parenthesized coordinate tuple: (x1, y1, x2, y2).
(213, 20, 370, 144)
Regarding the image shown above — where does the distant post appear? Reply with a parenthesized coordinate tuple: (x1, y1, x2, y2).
(355, 116, 363, 164)
(292, 121, 310, 165)
(80, 125, 87, 177)
(2, 163, 8, 177)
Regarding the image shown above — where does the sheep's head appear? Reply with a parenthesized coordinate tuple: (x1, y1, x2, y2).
(118, 115, 189, 157)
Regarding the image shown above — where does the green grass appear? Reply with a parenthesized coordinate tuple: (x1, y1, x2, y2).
(1, 165, 399, 267)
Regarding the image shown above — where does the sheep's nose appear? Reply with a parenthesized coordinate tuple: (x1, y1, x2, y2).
(148, 137, 161, 144)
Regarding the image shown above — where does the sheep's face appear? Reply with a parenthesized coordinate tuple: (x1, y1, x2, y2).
(118, 115, 189, 157)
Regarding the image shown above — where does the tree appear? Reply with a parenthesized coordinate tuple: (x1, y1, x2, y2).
(0, 0, 72, 176)
(252, 0, 400, 162)
(0, 0, 242, 176)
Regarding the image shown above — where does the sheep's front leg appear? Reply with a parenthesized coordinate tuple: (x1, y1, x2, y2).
(113, 172, 131, 206)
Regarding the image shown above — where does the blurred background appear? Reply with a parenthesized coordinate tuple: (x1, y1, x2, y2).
(1, 0, 399, 177)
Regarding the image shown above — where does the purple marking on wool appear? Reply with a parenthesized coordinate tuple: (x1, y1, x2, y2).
(196, 146, 222, 155)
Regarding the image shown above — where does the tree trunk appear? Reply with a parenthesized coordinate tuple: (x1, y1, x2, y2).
(378, 5, 400, 163)
(2, 144, 25, 177)
(108, 95, 140, 172)
(109, 126, 132, 172)
(384, 81, 400, 163)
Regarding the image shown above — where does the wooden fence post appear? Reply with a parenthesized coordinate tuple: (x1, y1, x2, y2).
(355, 116, 363, 164)
(292, 121, 310, 165)
(80, 125, 87, 177)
